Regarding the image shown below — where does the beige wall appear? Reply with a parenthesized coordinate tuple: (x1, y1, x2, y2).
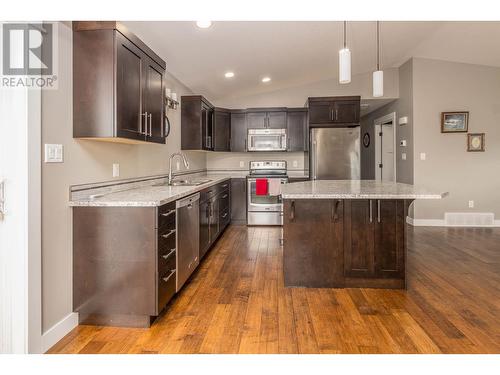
(41, 23, 205, 332)
(206, 152, 306, 172)
(412, 58, 500, 219)
(360, 59, 414, 183)
(214, 69, 399, 108)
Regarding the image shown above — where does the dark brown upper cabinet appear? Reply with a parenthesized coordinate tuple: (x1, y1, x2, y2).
(308, 96, 360, 127)
(230, 110, 247, 152)
(73, 22, 166, 144)
(181, 96, 214, 151)
(213, 108, 231, 152)
(246, 108, 287, 129)
(286, 108, 308, 152)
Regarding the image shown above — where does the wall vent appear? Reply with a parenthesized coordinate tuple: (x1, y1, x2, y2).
(444, 212, 494, 227)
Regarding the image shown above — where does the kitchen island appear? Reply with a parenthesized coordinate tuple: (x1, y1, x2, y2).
(281, 180, 448, 289)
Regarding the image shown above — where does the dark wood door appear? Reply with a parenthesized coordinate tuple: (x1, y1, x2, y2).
(214, 109, 231, 151)
(333, 100, 360, 124)
(144, 58, 165, 144)
(308, 101, 333, 125)
(115, 32, 146, 141)
(230, 178, 246, 224)
(283, 199, 344, 287)
(246, 111, 267, 129)
(374, 200, 405, 279)
(199, 200, 210, 258)
(287, 109, 307, 151)
(201, 102, 214, 150)
(267, 111, 287, 129)
(230, 112, 247, 152)
(344, 199, 375, 278)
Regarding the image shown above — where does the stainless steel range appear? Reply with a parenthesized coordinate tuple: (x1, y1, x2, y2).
(247, 160, 288, 226)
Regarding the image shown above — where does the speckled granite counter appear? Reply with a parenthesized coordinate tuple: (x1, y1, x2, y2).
(281, 180, 448, 200)
(69, 174, 233, 207)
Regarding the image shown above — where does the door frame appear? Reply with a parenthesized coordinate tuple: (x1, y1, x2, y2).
(374, 112, 397, 182)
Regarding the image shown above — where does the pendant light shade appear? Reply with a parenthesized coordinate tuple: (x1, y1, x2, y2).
(373, 21, 384, 97)
(339, 48, 351, 84)
(373, 70, 384, 97)
(339, 21, 351, 84)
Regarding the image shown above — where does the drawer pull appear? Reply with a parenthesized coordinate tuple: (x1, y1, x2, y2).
(222, 194, 228, 199)
(222, 184, 228, 188)
(162, 269, 176, 283)
(162, 248, 176, 260)
(161, 209, 175, 217)
(161, 229, 176, 239)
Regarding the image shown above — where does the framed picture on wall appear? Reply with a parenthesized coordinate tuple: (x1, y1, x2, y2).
(441, 112, 469, 133)
(467, 133, 485, 152)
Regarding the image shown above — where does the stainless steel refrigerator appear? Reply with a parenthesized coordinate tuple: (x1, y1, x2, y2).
(310, 127, 360, 180)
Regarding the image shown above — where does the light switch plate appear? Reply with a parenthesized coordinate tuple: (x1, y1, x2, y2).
(399, 116, 408, 125)
(400, 140, 407, 147)
(420, 152, 426, 161)
(292, 160, 298, 168)
(468, 200, 474, 208)
(239, 161, 245, 168)
(402, 153, 407, 160)
(44, 144, 63, 163)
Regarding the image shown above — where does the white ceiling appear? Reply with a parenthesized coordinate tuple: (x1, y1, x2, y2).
(125, 21, 500, 101)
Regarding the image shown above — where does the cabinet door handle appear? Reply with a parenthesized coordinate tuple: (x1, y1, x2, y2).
(222, 194, 228, 199)
(161, 229, 176, 239)
(140, 112, 148, 134)
(369, 200, 373, 223)
(330, 109, 334, 121)
(332, 200, 340, 222)
(335, 108, 339, 121)
(160, 209, 175, 218)
(290, 201, 295, 221)
(244, 138, 247, 151)
(377, 200, 381, 223)
(162, 269, 176, 283)
(148, 113, 153, 136)
(162, 248, 176, 260)
(222, 212, 228, 218)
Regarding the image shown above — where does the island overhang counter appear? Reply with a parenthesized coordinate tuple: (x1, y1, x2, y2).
(281, 180, 448, 289)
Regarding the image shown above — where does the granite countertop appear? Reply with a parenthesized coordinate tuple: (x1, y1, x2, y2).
(281, 180, 448, 200)
(69, 175, 233, 207)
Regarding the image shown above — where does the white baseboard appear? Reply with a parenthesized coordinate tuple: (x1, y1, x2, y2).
(41, 312, 78, 353)
(407, 217, 500, 227)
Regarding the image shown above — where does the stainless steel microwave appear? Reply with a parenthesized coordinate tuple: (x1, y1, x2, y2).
(247, 128, 287, 152)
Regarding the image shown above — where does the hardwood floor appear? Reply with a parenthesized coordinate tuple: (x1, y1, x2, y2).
(48, 225, 500, 354)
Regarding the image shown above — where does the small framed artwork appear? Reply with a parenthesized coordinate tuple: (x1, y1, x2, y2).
(441, 112, 469, 133)
(467, 133, 485, 152)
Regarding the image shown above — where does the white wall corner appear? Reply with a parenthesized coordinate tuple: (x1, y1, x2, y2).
(41, 312, 78, 353)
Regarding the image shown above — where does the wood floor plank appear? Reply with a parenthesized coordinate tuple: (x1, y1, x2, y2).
(48, 225, 500, 354)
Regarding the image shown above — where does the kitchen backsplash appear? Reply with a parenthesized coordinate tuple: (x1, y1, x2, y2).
(206, 151, 306, 172)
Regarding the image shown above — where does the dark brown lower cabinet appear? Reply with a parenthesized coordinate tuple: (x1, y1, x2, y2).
(283, 199, 344, 288)
(283, 198, 411, 289)
(230, 178, 246, 225)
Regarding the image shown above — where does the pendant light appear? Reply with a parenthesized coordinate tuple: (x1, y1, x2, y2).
(339, 21, 351, 84)
(373, 21, 384, 97)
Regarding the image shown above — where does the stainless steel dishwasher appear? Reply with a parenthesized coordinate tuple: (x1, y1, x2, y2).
(176, 192, 200, 292)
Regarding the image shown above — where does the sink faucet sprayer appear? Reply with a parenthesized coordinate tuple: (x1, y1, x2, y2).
(168, 152, 190, 185)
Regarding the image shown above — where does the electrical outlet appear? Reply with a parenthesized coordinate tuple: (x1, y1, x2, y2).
(292, 160, 298, 168)
(420, 152, 426, 161)
(399, 116, 408, 125)
(402, 153, 407, 160)
(112, 163, 120, 177)
(468, 200, 474, 208)
(239, 161, 244, 168)
(176, 161, 180, 171)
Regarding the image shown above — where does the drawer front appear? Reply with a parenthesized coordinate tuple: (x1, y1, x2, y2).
(158, 201, 176, 228)
(158, 224, 176, 257)
(218, 180, 230, 193)
(157, 268, 176, 313)
(219, 189, 230, 210)
(200, 186, 218, 203)
(219, 206, 230, 228)
(158, 246, 176, 276)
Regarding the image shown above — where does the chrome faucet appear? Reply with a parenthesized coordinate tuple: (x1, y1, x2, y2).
(168, 152, 190, 185)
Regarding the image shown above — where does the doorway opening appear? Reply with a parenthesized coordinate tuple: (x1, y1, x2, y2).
(374, 112, 397, 182)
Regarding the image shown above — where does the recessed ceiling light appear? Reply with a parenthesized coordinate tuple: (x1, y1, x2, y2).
(224, 72, 234, 78)
(262, 77, 271, 83)
(196, 21, 212, 29)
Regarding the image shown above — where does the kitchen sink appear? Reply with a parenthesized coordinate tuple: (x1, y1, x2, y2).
(154, 178, 212, 187)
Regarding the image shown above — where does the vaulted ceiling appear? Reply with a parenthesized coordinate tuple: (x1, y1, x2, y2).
(124, 21, 500, 101)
